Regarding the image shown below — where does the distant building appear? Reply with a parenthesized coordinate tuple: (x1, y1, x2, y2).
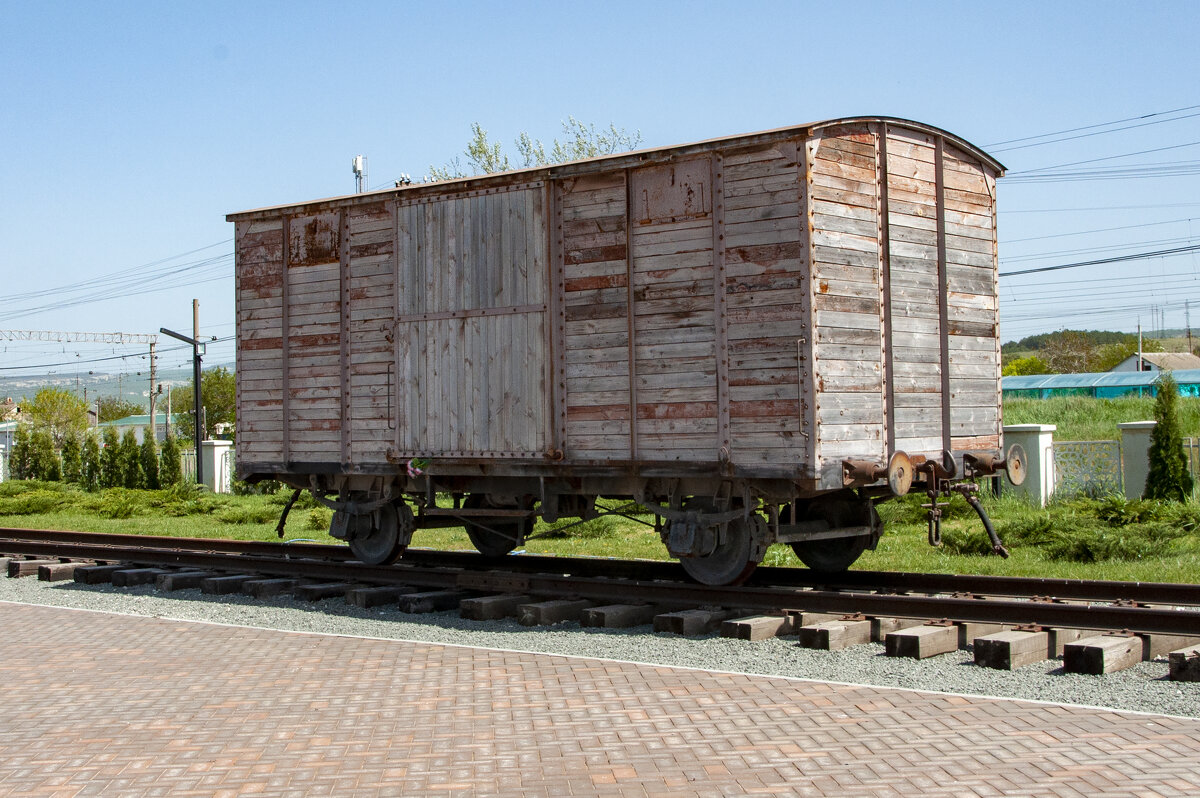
(0, 398, 17, 421)
(97, 413, 181, 444)
(1111, 351, 1200, 372)
(1003, 368, 1200, 400)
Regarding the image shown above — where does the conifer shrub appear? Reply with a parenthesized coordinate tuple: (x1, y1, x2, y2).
(100, 427, 121, 489)
(140, 429, 160, 490)
(60, 434, 83, 484)
(118, 430, 143, 490)
(159, 433, 183, 486)
(81, 433, 101, 491)
(1144, 372, 1194, 501)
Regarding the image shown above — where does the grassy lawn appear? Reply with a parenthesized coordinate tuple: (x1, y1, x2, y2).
(1003, 395, 1200, 442)
(2, 480, 1198, 584)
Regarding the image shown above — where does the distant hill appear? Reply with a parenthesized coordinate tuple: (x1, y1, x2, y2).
(0, 362, 235, 410)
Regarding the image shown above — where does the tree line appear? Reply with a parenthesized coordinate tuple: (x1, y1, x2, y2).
(1002, 330, 1169, 376)
(6, 386, 184, 490)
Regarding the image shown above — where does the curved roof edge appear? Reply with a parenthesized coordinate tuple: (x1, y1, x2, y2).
(228, 116, 1003, 221)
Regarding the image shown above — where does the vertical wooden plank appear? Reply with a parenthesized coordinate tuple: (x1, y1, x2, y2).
(550, 181, 567, 455)
(876, 124, 895, 456)
(936, 137, 952, 455)
(711, 153, 731, 460)
(339, 208, 352, 466)
(797, 138, 816, 472)
(623, 169, 639, 460)
(280, 215, 291, 466)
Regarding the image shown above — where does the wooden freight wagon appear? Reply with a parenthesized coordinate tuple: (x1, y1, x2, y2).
(229, 116, 1024, 584)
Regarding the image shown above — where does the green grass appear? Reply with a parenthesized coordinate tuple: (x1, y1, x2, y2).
(2, 480, 1199, 583)
(1003, 395, 1200, 441)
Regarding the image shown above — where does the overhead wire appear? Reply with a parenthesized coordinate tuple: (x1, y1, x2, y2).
(984, 104, 1200, 149)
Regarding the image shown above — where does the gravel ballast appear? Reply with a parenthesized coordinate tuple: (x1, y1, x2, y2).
(2, 576, 1196, 719)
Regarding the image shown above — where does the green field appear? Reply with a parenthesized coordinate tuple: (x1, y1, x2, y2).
(1003, 395, 1200, 442)
(2, 479, 1198, 584)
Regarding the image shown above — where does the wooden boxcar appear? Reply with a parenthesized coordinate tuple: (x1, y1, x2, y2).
(228, 116, 1020, 584)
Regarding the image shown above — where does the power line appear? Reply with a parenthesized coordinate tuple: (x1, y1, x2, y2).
(999, 244, 1200, 277)
(1006, 140, 1200, 176)
(1003, 217, 1198, 244)
(1001, 203, 1200, 214)
(987, 108, 1200, 153)
(984, 104, 1200, 148)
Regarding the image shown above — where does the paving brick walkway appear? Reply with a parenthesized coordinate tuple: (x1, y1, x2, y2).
(1, 602, 1198, 797)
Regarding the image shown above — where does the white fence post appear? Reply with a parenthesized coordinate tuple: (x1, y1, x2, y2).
(1117, 421, 1156, 500)
(1003, 424, 1056, 506)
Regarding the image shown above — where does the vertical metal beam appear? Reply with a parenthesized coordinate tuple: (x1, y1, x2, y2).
(711, 153, 730, 463)
(549, 180, 568, 456)
(338, 208, 352, 467)
(935, 137, 952, 455)
(877, 124, 896, 455)
(796, 137, 817, 478)
(624, 168, 639, 461)
(280, 216, 291, 467)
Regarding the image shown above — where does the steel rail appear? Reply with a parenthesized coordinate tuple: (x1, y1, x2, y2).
(3, 527, 1200, 606)
(2, 535, 1198, 637)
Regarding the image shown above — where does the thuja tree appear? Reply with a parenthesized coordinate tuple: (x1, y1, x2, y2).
(9, 425, 33, 480)
(118, 429, 143, 489)
(140, 429, 160, 490)
(100, 427, 121, 488)
(160, 433, 183, 486)
(60, 433, 83, 484)
(1144, 372, 1194, 501)
(82, 433, 102, 491)
(30, 428, 60, 481)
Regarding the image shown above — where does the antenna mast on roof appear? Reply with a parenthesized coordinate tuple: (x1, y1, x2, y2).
(353, 155, 367, 193)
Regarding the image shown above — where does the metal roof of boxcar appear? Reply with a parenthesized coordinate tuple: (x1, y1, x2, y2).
(1002, 369, 1200, 390)
(227, 116, 1005, 222)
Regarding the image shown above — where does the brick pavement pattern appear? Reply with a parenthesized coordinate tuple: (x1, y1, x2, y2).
(1, 603, 1199, 797)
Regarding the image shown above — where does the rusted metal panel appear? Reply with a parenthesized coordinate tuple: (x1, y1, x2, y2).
(630, 158, 712, 225)
(287, 211, 340, 267)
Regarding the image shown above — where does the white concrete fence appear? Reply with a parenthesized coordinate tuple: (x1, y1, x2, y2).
(1003, 421, 1195, 506)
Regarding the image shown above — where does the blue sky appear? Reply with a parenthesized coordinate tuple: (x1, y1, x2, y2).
(2, 0, 1198, 379)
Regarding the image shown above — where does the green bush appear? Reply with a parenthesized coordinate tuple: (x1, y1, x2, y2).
(0, 489, 70, 515)
(140, 431, 160, 490)
(306, 507, 332, 531)
(93, 489, 146, 519)
(81, 434, 101, 492)
(217, 506, 279, 525)
(1145, 373, 1194, 501)
(100, 428, 121, 489)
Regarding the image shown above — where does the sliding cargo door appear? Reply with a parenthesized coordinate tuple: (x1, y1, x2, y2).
(393, 183, 548, 458)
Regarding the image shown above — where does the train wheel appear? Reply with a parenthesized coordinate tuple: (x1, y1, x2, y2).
(349, 502, 410, 565)
(463, 494, 530, 557)
(788, 492, 879, 573)
(680, 515, 760, 587)
(790, 534, 870, 573)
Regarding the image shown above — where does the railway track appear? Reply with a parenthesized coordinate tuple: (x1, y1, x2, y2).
(3, 527, 1199, 677)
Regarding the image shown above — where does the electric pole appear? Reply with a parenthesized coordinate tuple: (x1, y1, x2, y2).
(1188, 300, 1194, 355)
(160, 299, 207, 486)
(148, 342, 157, 441)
